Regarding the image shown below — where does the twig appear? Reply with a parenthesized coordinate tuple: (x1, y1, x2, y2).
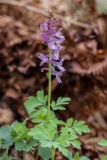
(0, 0, 92, 28)
(0, 0, 45, 15)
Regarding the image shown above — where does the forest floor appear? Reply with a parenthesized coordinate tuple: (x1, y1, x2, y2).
(0, 0, 107, 159)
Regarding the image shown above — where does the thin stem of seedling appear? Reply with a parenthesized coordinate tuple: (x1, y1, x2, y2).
(35, 154, 39, 160)
(6, 147, 9, 155)
(23, 151, 26, 160)
(51, 146, 55, 160)
(47, 49, 52, 121)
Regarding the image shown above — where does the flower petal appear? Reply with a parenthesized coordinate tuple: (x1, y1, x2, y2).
(56, 75, 61, 83)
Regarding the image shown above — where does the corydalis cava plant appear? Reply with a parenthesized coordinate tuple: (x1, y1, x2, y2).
(38, 10, 65, 83)
(0, 10, 90, 160)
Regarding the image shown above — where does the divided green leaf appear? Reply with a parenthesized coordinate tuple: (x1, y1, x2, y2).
(38, 147, 51, 160)
(0, 126, 14, 149)
(28, 124, 56, 148)
(56, 145, 69, 157)
(15, 138, 38, 152)
(51, 101, 66, 110)
(24, 90, 47, 115)
(36, 90, 47, 104)
(24, 96, 43, 114)
(30, 106, 47, 123)
(72, 120, 90, 135)
(56, 97, 71, 105)
(51, 97, 71, 111)
(98, 139, 107, 147)
(66, 152, 90, 160)
(66, 151, 73, 160)
(58, 126, 81, 150)
(10, 120, 29, 142)
(65, 118, 73, 127)
(28, 124, 72, 157)
(70, 140, 81, 149)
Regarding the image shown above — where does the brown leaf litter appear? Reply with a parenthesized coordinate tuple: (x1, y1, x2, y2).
(0, 0, 107, 159)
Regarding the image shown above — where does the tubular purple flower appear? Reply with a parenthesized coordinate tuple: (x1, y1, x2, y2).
(38, 54, 49, 66)
(52, 51, 59, 60)
(40, 22, 48, 31)
(52, 68, 64, 83)
(41, 67, 48, 72)
(48, 58, 65, 72)
(55, 28, 65, 41)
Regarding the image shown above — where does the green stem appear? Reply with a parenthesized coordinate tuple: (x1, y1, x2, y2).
(23, 151, 26, 160)
(51, 147, 55, 160)
(47, 49, 52, 121)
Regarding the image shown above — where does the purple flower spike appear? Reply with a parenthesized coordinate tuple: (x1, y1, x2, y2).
(38, 11, 65, 83)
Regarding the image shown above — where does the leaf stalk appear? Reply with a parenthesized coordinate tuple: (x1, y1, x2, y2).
(23, 151, 26, 160)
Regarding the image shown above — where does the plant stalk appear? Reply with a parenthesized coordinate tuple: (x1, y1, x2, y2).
(47, 49, 52, 121)
(35, 145, 40, 160)
(51, 147, 55, 160)
(23, 151, 26, 160)
(35, 154, 39, 160)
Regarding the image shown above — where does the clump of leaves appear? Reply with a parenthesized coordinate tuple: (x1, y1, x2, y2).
(0, 153, 12, 160)
(10, 120, 38, 152)
(0, 126, 14, 149)
(24, 90, 90, 158)
(0, 90, 90, 160)
(67, 152, 90, 160)
(0, 121, 38, 156)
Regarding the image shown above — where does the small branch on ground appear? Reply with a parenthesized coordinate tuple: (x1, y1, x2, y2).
(0, 0, 92, 29)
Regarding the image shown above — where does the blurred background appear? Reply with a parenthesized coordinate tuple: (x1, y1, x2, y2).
(0, 0, 107, 159)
